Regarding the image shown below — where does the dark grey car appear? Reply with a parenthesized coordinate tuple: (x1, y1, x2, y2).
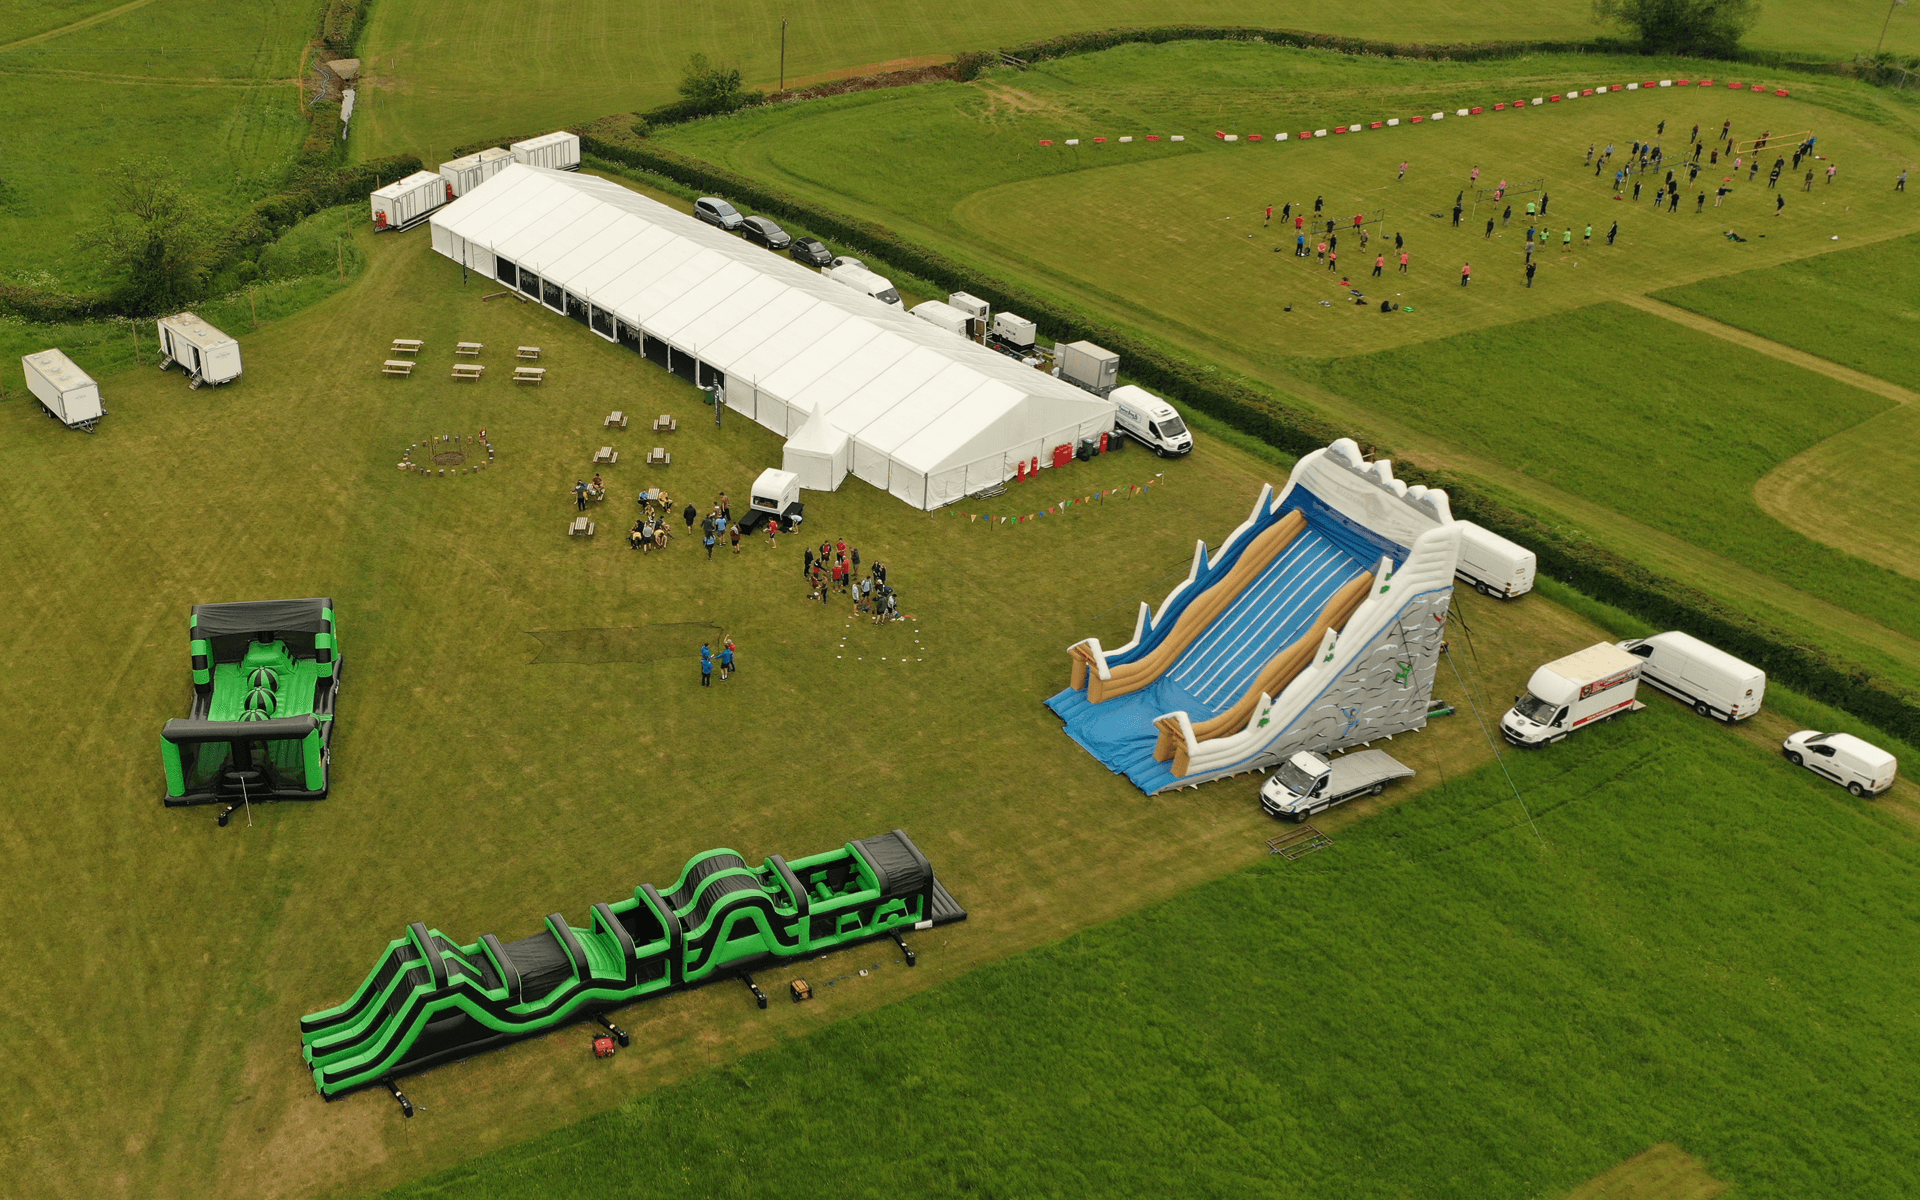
(789, 237, 833, 267)
(741, 215, 792, 250)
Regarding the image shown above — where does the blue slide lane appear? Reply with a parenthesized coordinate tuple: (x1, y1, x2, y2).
(1048, 524, 1368, 790)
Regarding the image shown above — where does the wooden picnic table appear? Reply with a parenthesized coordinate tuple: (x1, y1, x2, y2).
(451, 363, 485, 381)
(569, 516, 594, 537)
(605, 411, 628, 428)
(648, 447, 672, 466)
(455, 342, 484, 357)
(512, 366, 546, 385)
(390, 339, 424, 355)
(517, 346, 542, 360)
(381, 359, 415, 376)
(652, 414, 677, 433)
(593, 446, 618, 465)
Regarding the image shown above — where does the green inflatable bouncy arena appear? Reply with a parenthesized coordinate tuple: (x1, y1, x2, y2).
(160, 598, 341, 807)
(301, 830, 966, 1106)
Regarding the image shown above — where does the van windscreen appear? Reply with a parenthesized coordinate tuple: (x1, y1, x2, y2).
(1159, 415, 1188, 437)
(876, 289, 901, 304)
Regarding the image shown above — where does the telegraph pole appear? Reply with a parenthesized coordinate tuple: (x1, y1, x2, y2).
(780, 19, 787, 91)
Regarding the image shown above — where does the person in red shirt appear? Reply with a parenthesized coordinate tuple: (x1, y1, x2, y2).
(1295, 214, 1305, 231)
(1398, 251, 1410, 273)
(1265, 204, 1273, 226)
(1352, 213, 1363, 229)
(1372, 254, 1384, 278)
(1460, 261, 1472, 287)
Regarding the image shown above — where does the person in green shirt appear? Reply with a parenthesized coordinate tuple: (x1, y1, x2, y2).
(1525, 200, 1536, 219)
(1583, 224, 1593, 244)
(1562, 228, 1573, 250)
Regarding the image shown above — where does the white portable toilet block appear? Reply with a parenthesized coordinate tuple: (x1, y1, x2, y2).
(21, 349, 105, 430)
(440, 147, 513, 197)
(510, 131, 581, 171)
(369, 170, 448, 230)
(156, 312, 242, 386)
(781, 408, 852, 492)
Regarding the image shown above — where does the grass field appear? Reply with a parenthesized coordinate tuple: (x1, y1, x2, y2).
(1655, 231, 1920, 390)
(383, 695, 1920, 1200)
(348, 0, 1920, 167)
(0, 220, 1618, 1200)
(652, 43, 1920, 693)
(0, 0, 320, 290)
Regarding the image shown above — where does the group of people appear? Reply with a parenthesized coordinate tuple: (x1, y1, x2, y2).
(804, 538, 900, 622)
(698, 637, 737, 686)
(572, 474, 608, 510)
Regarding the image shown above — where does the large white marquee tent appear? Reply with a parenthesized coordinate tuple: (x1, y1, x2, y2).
(429, 164, 1115, 509)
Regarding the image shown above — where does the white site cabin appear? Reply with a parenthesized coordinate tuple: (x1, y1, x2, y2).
(509, 131, 581, 171)
(156, 312, 242, 388)
(440, 147, 513, 197)
(21, 349, 105, 432)
(370, 170, 447, 231)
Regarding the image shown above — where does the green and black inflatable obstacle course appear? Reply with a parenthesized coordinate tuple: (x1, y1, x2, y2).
(160, 598, 341, 816)
(301, 830, 966, 1112)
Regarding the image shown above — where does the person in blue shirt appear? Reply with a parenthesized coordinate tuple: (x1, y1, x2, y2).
(719, 641, 735, 681)
(700, 644, 713, 687)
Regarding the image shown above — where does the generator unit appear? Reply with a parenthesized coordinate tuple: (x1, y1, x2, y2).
(1054, 340, 1120, 397)
(987, 312, 1037, 360)
(946, 292, 990, 339)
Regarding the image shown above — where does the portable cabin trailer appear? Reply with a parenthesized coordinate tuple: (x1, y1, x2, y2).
(509, 131, 581, 171)
(156, 312, 242, 388)
(439, 147, 513, 197)
(21, 349, 105, 432)
(370, 170, 449, 231)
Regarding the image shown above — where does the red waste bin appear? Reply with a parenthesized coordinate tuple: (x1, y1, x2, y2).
(1098, 432, 1109, 453)
(1052, 444, 1073, 469)
(1030, 455, 1039, 476)
(1016, 459, 1026, 482)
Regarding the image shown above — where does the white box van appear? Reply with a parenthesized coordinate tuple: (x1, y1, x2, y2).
(1109, 384, 1192, 457)
(1781, 731, 1897, 797)
(1501, 642, 1644, 747)
(21, 349, 105, 431)
(1454, 521, 1536, 598)
(1617, 631, 1765, 721)
(909, 300, 970, 336)
(824, 263, 902, 310)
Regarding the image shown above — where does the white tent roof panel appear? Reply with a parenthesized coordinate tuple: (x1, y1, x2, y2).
(428, 164, 1114, 510)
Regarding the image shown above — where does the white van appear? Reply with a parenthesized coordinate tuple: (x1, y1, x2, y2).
(1109, 384, 1193, 457)
(909, 300, 969, 336)
(824, 263, 902, 310)
(1454, 521, 1536, 599)
(1501, 642, 1644, 747)
(1617, 631, 1765, 721)
(1781, 731, 1898, 797)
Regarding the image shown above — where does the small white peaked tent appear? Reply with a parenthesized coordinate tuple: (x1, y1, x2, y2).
(783, 407, 851, 491)
(428, 164, 1115, 509)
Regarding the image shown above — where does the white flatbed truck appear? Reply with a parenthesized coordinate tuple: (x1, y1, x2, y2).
(1261, 749, 1415, 820)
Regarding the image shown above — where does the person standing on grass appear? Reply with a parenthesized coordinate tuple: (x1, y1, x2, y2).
(1296, 232, 1307, 257)
(1775, 194, 1786, 216)
(1395, 230, 1404, 250)
(703, 525, 716, 560)
(1584, 223, 1593, 245)
(1283, 201, 1292, 222)
(1327, 249, 1339, 273)
(1398, 160, 1408, 180)
(729, 523, 741, 554)
(1503, 204, 1512, 226)
(1697, 191, 1706, 212)
(1329, 232, 1339, 255)
(1900, 170, 1909, 192)
(1654, 189, 1665, 212)
(1526, 259, 1537, 288)
(1460, 262, 1471, 288)
(1485, 217, 1495, 238)
(1633, 180, 1642, 202)
(1827, 163, 1838, 184)
(804, 544, 814, 577)
(1804, 169, 1814, 192)
(1715, 184, 1729, 207)
(1470, 166, 1480, 184)
(1658, 119, 1666, 136)
(1595, 159, 1604, 178)
(1690, 123, 1699, 143)
(1586, 144, 1595, 165)
(683, 502, 697, 531)
(851, 546, 861, 578)
(1452, 203, 1462, 227)
(700, 644, 713, 688)
(767, 515, 778, 548)
(1562, 227, 1573, 251)
(1373, 254, 1385, 278)
(1540, 192, 1550, 215)
(1398, 250, 1410, 273)
(573, 481, 589, 512)
(1295, 213, 1305, 233)
(1314, 194, 1324, 214)
(1317, 239, 1327, 261)
(719, 641, 734, 681)
(1265, 204, 1273, 227)
(1748, 160, 1760, 183)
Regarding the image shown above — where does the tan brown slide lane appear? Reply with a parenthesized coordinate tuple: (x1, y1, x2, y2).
(1152, 571, 1375, 775)
(1072, 511, 1305, 704)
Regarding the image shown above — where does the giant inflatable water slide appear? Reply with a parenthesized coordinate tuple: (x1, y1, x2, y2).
(1046, 439, 1460, 794)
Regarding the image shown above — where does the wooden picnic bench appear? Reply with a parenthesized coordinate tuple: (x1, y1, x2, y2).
(381, 359, 415, 377)
(569, 516, 594, 537)
(517, 346, 542, 360)
(593, 446, 618, 465)
(451, 363, 485, 381)
(455, 342, 484, 358)
(512, 366, 545, 385)
(605, 411, 627, 428)
(390, 338, 424, 356)
(652, 414, 677, 433)
(648, 446, 672, 467)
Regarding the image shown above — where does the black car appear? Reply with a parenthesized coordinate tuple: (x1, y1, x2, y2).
(789, 236, 833, 267)
(741, 215, 792, 250)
